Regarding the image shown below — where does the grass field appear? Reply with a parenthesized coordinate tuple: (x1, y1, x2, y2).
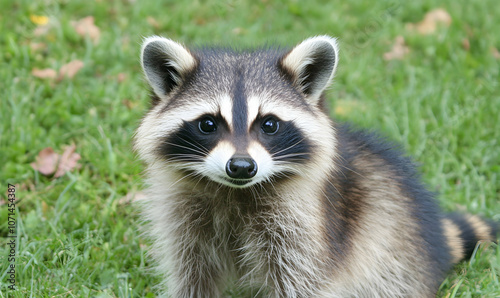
(1, 0, 499, 296)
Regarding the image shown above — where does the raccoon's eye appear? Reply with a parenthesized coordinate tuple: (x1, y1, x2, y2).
(261, 117, 279, 135)
(199, 117, 217, 134)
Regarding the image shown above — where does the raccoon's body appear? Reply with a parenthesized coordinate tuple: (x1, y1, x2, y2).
(134, 36, 497, 297)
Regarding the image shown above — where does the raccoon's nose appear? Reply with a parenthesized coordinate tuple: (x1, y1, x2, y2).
(226, 156, 258, 179)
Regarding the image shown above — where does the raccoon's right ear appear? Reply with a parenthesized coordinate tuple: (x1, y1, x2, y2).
(141, 36, 197, 100)
(280, 36, 339, 104)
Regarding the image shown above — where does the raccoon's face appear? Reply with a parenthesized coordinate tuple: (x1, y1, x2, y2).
(135, 36, 338, 189)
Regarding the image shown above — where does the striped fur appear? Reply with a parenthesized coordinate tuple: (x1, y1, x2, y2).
(134, 36, 498, 297)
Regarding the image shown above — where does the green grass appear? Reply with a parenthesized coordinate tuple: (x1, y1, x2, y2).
(1, 0, 499, 296)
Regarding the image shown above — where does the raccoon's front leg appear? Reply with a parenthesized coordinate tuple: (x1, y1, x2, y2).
(165, 233, 229, 298)
(157, 201, 232, 298)
(240, 216, 328, 298)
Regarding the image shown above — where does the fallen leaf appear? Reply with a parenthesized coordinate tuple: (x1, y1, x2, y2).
(30, 147, 59, 176)
(32, 60, 84, 81)
(116, 73, 126, 82)
(54, 144, 81, 177)
(407, 8, 452, 35)
(462, 38, 470, 51)
(58, 60, 84, 80)
(146, 16, 160, 29)
(29, 42, 48, 52)
(30, 15, 50, 25)
(118, 191, 147, 205)
(383, 36, 409, 61)
(33, 24, 51, 37)
(32, 68, 58, 79)
(31, 145, 81, 177)
(71, 16, 100, 44)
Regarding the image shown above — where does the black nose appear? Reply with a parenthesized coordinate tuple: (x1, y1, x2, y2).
(226, 156, 258, 179)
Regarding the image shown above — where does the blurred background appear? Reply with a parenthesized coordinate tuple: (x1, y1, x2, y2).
(1, 0, 499, 296)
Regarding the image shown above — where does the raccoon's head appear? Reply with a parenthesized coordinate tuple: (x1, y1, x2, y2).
(135, 36, 339, 189)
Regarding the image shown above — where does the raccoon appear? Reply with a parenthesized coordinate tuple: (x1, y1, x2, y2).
(134, 36, 498, 297)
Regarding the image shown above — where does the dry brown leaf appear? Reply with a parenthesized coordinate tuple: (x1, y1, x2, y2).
(71, 16, 100, 44)
(30, 147, 59, 176)
(147, 16, 160, 28)
(58, 60, 84, 80)
(31, 145, 81, 177)
(32, 60, 84, 81)
(32, 68, 58, 79)
(117, 73, 126, 82)
(29, 42, 48, 52)
(407, 8, 452, 35)
(118, 191, 147, 205)
(383, 36, 409, 61)
(33, 25, 51, 37)
(54, 144, 81, 177)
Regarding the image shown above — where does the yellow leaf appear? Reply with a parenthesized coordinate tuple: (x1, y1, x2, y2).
(30, 15, 49, 25)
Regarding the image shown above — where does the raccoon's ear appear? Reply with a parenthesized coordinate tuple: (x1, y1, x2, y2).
(280, 36, 339, 104)
(141, 36, 197, 100)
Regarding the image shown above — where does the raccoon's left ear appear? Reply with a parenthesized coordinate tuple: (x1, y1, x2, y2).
(141, 36, 197, 101)
(280, 36, 339, 104)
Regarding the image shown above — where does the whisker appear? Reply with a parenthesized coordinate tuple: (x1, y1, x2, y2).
(177, 137, 210, 154)
(162, 141, 209, 156)
(191, 173, 207, 190)
(272, 153, 310, 161)
(168, 171, 200, 188)
(165, 154, 204, 163)
(338, 164, 367, 179)
(270, 138, 306, 157)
